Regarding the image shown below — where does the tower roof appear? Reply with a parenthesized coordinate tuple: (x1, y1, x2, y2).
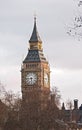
(23, 50, 47, 63)
(29, 17, 42, 43)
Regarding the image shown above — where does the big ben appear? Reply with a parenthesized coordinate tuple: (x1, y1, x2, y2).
(21, 17, 50, 108)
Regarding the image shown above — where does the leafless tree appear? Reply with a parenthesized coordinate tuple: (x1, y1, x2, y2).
(0, 83, 63, 130)
(0, 82, 5, 99)
(3, 91, 22, 130)
(66, 99, 73, 110)
(3, 90, 21, 110)
(51, 86, 61, 107)
(67, 0, 82, 40)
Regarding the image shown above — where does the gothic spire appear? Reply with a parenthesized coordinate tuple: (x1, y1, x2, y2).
(29, 16, 42, 43)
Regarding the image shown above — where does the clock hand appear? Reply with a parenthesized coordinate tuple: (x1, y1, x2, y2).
(30, 77, 33, 83)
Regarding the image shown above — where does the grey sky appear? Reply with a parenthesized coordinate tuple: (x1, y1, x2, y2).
(0, 0, 82, 106)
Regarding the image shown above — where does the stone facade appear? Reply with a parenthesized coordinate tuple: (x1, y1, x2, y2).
(21, 17, 50, 107)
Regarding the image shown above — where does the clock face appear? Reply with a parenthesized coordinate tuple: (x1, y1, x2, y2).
(26, 72, 37, 85)
(44, 73, 48, 84)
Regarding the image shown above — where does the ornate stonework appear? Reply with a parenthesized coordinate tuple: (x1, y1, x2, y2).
(21, 17, 50, 104)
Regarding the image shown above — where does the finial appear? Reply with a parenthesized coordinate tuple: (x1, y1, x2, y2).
(34, 12, 37, 23)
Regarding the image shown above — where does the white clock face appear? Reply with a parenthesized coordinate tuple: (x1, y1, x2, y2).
(44, 73, 48, 84)
(26, 72, 37, 85)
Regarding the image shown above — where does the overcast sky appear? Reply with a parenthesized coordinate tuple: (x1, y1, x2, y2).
(0, 0, 82, 107)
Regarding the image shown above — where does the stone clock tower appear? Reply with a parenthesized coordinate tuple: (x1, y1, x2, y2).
(21, 17, 50, 108)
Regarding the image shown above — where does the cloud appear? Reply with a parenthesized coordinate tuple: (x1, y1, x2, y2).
(0, 65, 21, 92)
(0, 32, 27, 66)
(44, 39, 82, 70)
(51, 67, 82, 105)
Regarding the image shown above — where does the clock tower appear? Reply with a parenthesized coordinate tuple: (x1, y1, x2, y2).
(21, 17, 50, 107)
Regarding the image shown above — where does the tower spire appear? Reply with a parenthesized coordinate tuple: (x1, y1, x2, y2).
(29, 17, 42, 43)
